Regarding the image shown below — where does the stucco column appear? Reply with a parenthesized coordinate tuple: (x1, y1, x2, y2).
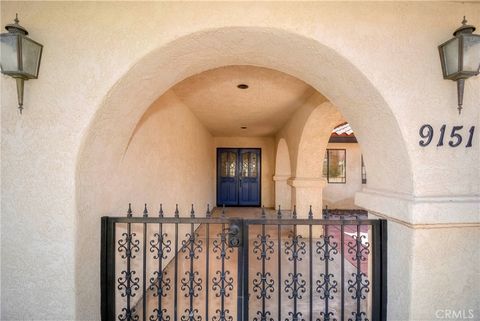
(288, 177, 326, 218)
(273, 175, 292, 210)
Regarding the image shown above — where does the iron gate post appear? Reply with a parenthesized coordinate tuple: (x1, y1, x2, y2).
(371, 219, 388, 321)
(101, 217, 116, 321)
(236, 219, 249, 321)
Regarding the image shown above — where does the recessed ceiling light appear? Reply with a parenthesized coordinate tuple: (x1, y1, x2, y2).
(241, 126, 247, 130)
(237, 84, 249, 89)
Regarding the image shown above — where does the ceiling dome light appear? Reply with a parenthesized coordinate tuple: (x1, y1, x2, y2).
(237, 84, 249, 89)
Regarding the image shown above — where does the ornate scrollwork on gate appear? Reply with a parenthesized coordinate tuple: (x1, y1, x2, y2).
(117, 227, 140, 321)
(316, 234, 338, 262)
(253, 233, 275, 261)
(252, 270, 275, 300)
(284, 272, 307, 300)
(348, 311, 368, 321)
(180, 231, 203, 297)
(318, 311, 336, 321)
(180, 228, 203, 321)
(212, 226, 234, 321)
(284, 231, 307, 299)
(285, 231, 306, 263)
(181, 232, 203, 260)
(212, 308, 233, 321)
(316, 273, 338, 301)
(181, 308, 201, 321)
(150, 308, 170, 321)
(149, 232, 172, 298)
(180, 270, 203, 298)
(118, 307, 140, 321)
(117, 270, 141, 298)
(150, 232, 172, 260)
(347, 232, 371, 321)
(347, 271, 370, 300)
(118, 232, 140, 259)
(212, 270, 234, 298)
(287, 311, 305, 321)
(252, 229, 275, 321)
(254, 310, 273, 321)
(284, 230, 306, 321)
(316, 233, 339, 313)
(347, 234, 370, 263)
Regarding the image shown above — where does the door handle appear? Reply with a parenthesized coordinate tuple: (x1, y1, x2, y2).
(225, 220, 243, 247)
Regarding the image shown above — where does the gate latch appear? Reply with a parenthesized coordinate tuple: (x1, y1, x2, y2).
(226, 220, 243, 247)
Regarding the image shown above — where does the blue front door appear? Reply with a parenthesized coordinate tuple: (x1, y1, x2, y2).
(217, 148, 261, 206)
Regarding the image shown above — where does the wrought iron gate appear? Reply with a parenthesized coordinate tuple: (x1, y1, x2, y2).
(101, 205, 387, 321)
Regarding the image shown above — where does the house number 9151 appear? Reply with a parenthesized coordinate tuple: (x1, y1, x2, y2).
(419, 125, 475, 147)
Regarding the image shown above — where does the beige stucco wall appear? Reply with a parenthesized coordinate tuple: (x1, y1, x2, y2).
(0, 2, 478, 320)
(213, 136, 275, 208)
(323, 142, 363, 209)
(116, 90, 215, 210)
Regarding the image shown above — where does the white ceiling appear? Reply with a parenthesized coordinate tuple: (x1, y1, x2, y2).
(172, 65, 316, 136)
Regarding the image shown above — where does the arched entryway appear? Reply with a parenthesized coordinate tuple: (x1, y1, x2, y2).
(75, 27, 413, 319)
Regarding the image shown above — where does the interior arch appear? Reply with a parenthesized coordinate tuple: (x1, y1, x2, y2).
(275, 138, 292, 177)
(274, 138, 292, 210)
(295, 101, 344, 178)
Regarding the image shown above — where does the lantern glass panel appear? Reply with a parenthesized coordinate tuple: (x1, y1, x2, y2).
(0, 34, 19, 73)
(21, 37, 42, 78)
(462, 34, 480, 74)
(442, 37, 459, 76)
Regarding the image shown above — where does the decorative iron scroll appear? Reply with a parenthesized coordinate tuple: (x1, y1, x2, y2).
(117, 205, 141, 321)
(316, 230, 339, 321)
(347, 227, 371, 321)
(252, 220, 275, 321)
(149, 210, 172, 321)
(180, 208, 203, 321)
(284, 224, 307, 321)
(212, 224, 234, 321)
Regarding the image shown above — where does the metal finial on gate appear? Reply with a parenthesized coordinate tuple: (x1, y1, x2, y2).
(292, 205, 297, 219)
(221, 204, 225, 218)
(324, 205, 330, 220)
(206, 204, 211, 218)
(308, 205, 313, 220)
(127, 203, 133, 218)
(191, 204, 195, 218)
(175, 204, 179, 218)
(143, 203, 148, 217)
(277, 205, 282, 219)
(159, 204, 164, 218)
(261, 205, 266, 218)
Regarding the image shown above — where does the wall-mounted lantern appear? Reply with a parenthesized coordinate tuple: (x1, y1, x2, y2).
(0, 14, 43, 114)
(438, 17, 480, 114)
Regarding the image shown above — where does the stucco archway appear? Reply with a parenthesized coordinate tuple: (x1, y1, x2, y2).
(75, 27, 413, 318)
(295, 101, 344, 178)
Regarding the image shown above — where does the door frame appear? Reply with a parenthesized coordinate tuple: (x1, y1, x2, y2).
(216, 147, 262, 207)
